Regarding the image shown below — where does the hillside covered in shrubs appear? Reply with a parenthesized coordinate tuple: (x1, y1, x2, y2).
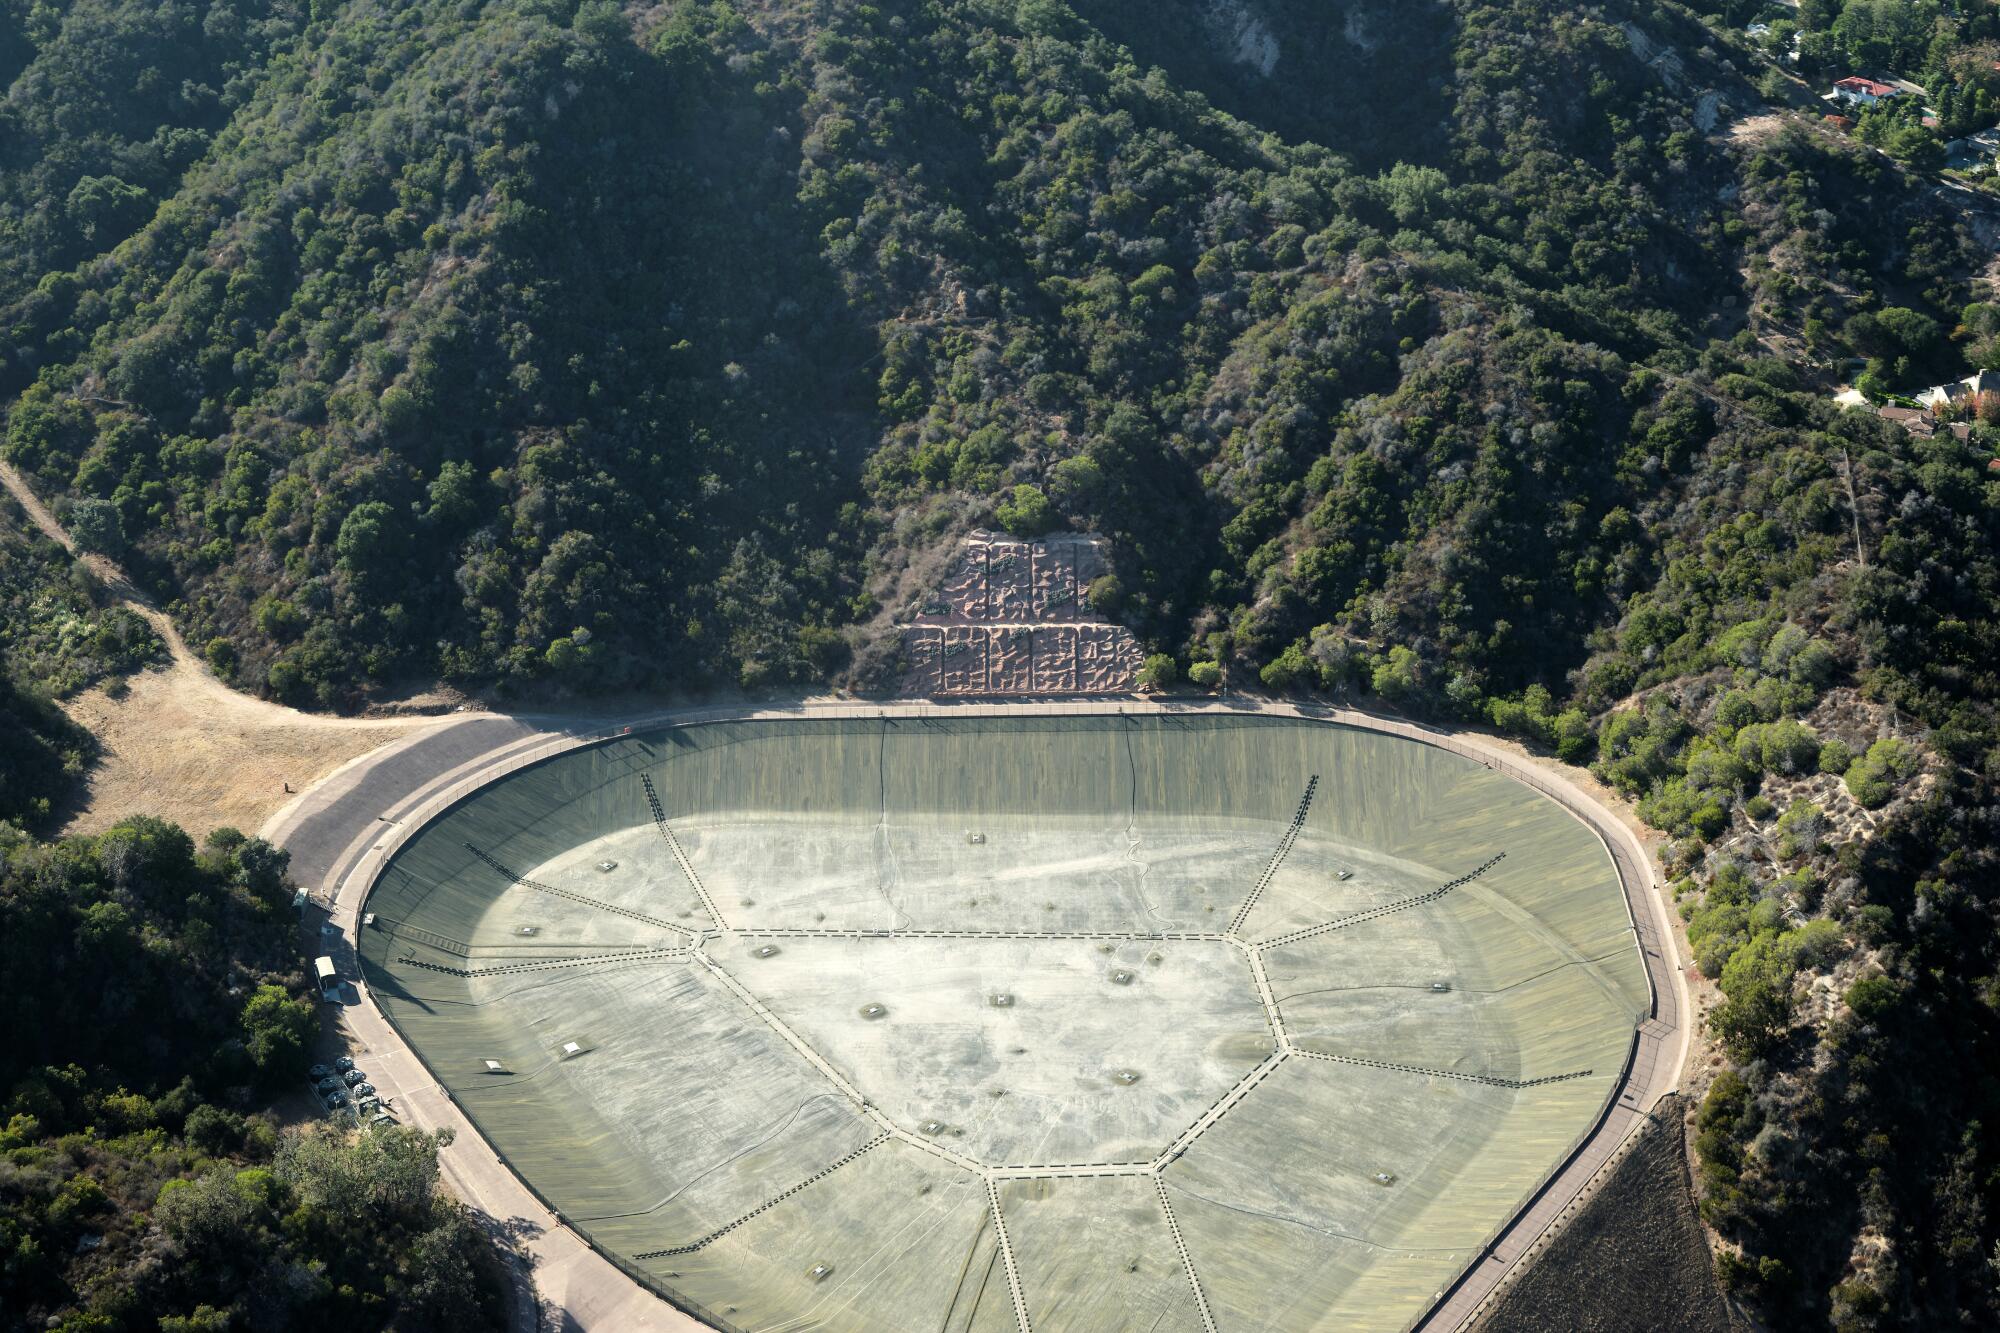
(0, 817, 509, 1330)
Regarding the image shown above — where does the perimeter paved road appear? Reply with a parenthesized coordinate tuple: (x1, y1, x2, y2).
(275, 717, 531, 884)
(265, 697, 1690, 1333)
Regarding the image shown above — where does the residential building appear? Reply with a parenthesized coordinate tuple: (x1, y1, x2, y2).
(1917, 370, 2000, 410)
(1877, 405, 1936, 437)
(1831, 76, 1900, 106)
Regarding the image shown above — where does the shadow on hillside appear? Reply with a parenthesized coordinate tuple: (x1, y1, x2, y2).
(1070, 0, 1459, 169)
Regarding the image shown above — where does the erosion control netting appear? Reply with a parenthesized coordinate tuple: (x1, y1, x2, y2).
(359, 714, 1648, 1332)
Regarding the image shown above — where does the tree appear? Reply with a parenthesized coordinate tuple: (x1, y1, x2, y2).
(1848, 305, 1940, 362)
(1260, 642, 1312, 690)
(183, 1104, 245, 1156)
(995, 485, 1058, 537)
(1376, 162, 1449, 224)
(65, 497, 124, 555)
(334, 500, 410, 582)
(1048, 455, 1104, 512)
(154, 1169, 258, 1258)
(1712, 933, 1795, 1058)
(1370, 646, 1420, 699)
(276, 1122, 450, 1219)
(1137, 653, 1177, 690)
(241, 985, 314, 1083)
(65, 175, 151, 245)
(1552, 709, 1596, 763)
(425, 460, 485, 528)
(404, 1212, 489, 1321)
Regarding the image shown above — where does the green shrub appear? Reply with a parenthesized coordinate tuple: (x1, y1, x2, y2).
(1785, 919, 1844, 971)
(1369, 645, 1420, 699)
(1734, 719, 1820, 776)
(1844, 737, 1920, 809)
(1260, 642, 1312, 690)
(1638, 776, 1730, 841)
(995, 484, 1057, 537)
(1845, 975, 1900, 1023)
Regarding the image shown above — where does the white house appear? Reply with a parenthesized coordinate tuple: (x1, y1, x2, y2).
(1831, 76, 1900, 106)
(1917, 369, 2000, 409)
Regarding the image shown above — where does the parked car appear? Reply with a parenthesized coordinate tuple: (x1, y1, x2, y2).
(342, 1069, 367, 1086)
(351, 1083, 375, 1098)
(308, 1063, 332, 1079)
(334, 1057, 355, 1073)
(314, 1077, 340, 1094)
(323, 1093, 349, 1111)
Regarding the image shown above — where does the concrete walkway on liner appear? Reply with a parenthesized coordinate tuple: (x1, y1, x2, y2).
(263, 696, 1690, 1333)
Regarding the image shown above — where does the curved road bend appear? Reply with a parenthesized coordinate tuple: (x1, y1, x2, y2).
(265, 698, 1691, 1333)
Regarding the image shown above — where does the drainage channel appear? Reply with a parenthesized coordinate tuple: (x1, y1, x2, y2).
(640, 774, 728, 931)
(1227, 774, 1320, 936)
(1155, 1175, 1220, 1333)
(1289, 1047, 1594, 1089)
(397, 947, 690, 978)
(1257, 852, 1507, 951)
(632, 1133, 891, 1259)
(463, 843, 695, 935)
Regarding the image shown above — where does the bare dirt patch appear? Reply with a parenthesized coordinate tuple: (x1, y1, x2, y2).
(1, 458, 450, 839)
(59, 669, 433, 840)
(1725, 111, 1787, 148)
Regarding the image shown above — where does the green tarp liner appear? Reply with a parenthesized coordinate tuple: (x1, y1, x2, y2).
(359, 715, 1647, 1332)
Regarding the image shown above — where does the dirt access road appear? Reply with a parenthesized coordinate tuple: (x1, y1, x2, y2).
(0, 459, 454, 839)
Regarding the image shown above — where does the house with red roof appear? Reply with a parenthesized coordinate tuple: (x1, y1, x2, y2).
(1831, 76, 1901, 106)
